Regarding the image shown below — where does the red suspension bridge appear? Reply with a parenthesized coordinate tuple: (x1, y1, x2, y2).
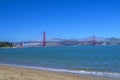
(12, 32, 104, 48)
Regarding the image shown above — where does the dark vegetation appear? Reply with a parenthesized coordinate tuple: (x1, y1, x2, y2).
(0, 42, 13, 47)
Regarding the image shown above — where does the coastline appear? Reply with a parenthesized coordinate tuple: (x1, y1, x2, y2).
(0, 64, 119, 80)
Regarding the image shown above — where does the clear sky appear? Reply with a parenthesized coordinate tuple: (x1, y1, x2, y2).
(0, 0, 120, 41)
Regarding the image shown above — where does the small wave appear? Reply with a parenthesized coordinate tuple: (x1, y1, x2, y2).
(0, 63, 120, 79)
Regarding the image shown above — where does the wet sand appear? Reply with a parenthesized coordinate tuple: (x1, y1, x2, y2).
(0, 65, 119, 80)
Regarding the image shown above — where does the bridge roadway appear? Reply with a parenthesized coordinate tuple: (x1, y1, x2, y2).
(13, 40, 103, 45)
(13, 40, 101, 44)
(14, 41, 62, 44)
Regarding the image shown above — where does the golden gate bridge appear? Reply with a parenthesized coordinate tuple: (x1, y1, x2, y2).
(12, 32, 104, 48)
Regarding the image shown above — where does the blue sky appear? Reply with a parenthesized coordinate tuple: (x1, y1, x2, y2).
(0, 0, 120, 41)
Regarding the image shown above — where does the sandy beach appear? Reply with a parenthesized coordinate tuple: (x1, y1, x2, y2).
(0, 65, 119, 80)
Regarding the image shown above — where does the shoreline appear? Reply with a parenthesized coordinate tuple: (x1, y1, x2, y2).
(0, 63, 120, 78)
(0, 64, 119, 80)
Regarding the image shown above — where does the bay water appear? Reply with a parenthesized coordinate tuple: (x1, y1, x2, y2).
(0, 46, 120, 78)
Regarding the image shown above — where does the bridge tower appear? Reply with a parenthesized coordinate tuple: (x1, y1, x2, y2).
(43, 31, 46, 47)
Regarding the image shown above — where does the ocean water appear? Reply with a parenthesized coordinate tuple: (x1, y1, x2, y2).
(0, 46, 120, 78)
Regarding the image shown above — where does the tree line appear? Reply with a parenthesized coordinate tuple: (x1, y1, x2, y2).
(0, 42, 13, 47)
